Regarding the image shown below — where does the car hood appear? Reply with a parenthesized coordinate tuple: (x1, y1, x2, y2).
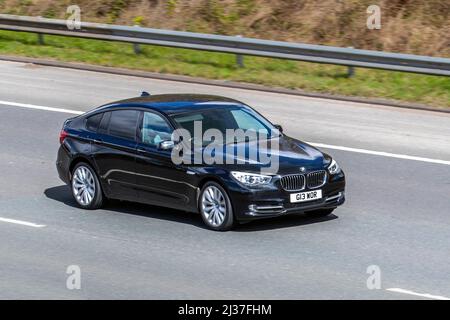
(190, 134, 326, 175)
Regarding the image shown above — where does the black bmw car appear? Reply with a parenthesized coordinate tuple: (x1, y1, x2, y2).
(56, 93, 345, 231)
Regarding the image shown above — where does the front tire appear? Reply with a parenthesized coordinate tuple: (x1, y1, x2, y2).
(199, 182, 234, 231)
(71, 162, 103, 209)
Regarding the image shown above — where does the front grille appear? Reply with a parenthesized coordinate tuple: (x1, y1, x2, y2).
(280, 170, 327, 191)
(307, 170, 327, 189)
(280, 174, 305, 191)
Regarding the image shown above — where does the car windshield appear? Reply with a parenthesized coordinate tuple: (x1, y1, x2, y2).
(171, 105, 278, 146)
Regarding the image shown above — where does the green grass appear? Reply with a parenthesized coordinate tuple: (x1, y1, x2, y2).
(0, 30, 449, 108)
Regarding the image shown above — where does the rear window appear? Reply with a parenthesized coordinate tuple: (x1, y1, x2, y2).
(85, 113, 103, 132)
(108, 110, 139, 140)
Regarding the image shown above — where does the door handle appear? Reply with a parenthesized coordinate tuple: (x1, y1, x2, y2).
(93, 139, 103, 144)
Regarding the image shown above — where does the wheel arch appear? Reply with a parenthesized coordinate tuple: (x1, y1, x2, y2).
(68, 155, 97, 180)
(69, 155, 108, 199)
(196, 176, 234, 215)
(197, 175, 229, 192)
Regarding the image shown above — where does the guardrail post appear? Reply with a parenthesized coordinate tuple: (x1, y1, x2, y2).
(235, 35, 244, 68)
(347, 47, 355, 77)
(133, 43, 141, 54)
(133, 25, 141, 54)
(37, 33, 44, 45)
(347, 65, 355, 78)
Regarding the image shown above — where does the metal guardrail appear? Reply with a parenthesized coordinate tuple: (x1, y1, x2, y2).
(0, 14, 449, 76)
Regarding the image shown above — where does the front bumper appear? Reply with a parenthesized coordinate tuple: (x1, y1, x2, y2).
(229, 171, 346, 221)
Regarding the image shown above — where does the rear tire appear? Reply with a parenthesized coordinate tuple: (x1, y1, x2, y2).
(199, 182, 235, 231)
(71, 162, 103, 210)
(305, 208, 334, 217)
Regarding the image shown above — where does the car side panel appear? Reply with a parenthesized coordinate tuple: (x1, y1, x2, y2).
(91, 133, 138, 201)
(134, 145, 198, 212)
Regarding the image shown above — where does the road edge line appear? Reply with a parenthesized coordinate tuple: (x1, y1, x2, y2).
(387, 288, 450, 300)
(0, 54, 448, 114)
(1, 99, 449, 166)
(0, 217, 46, 228)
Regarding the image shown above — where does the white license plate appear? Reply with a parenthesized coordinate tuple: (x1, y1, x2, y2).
(290, 190, 322, 203)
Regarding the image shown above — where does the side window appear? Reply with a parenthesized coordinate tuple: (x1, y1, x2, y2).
(98, 111, 111, 134)
(231, 109, 269, 135)
(85, 113, 103, 132)
(108, 110, 139, 141)
(141, 112, 172, 146)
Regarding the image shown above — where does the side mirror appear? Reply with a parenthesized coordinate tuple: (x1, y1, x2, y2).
(274, 124, 283, 133)
(158, 140, 175, 151)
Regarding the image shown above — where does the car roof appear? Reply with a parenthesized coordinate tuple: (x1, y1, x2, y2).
(94, 94, 246, 116)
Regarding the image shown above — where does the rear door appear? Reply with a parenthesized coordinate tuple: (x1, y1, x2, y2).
(92, 109, 140, 201)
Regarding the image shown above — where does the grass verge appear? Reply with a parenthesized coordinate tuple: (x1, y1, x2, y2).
(0, 30, 449, 108)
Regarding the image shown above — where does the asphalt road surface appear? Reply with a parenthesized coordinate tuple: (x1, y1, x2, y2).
(0, 60, 449, 299)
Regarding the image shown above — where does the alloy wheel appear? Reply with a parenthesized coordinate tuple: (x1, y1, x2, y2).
(201, 185, 227, 227)
(72, 165, 96, 206)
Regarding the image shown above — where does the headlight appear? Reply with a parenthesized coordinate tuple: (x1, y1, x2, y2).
(327, 158, 341, 175)
(231, 171, 272, 186)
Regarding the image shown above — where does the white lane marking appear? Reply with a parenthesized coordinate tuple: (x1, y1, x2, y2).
(1, 100, 449, 166)
(387, 288, 450, 300)
(0, 217, 46, 228)
(309, 142, 450, 166)
(0, 100, 83, 115)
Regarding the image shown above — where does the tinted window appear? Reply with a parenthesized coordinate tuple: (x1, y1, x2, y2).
(108, 110, 139, 140)
(86, 113, 103, 132)
(171, 106, 276, 145)
(98, 111, 111, 134)
(230, 109, 269, 135)
(141, 112, 172, 146)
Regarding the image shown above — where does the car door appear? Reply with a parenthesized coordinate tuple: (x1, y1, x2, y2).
(134, 110, 196, 210)
(91, 109, 140, 201)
